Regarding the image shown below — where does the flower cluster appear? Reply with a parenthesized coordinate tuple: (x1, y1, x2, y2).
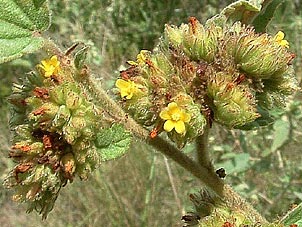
(115, 17, 299, 146)
(5, 55, 104, 218)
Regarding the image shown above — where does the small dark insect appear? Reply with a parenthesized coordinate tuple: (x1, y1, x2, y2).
(216, 168, 226, 178)
(50, 74, 60, 83)
(181, 212, 201, 227)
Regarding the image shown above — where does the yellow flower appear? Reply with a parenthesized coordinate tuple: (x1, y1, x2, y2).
(115, 79, 140, 99)
(38, 55, 61, 77)
(273, 31, 289, 48)
(127, 50, 150, 66)
(159, 102, 191, 134)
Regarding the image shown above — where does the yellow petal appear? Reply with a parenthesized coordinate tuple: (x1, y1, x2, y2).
(280, 40, 289, 48)
(163, 120, 175, 132)
(174, 121, 186, 134)
(40, 60, 47, 68)
(50, 55, 59, 65)
(167, 102, 178, 109)
(159, 109, 171, 120)
(115, 79, 130, 90)
(274, 31, 284, 41)
(182, 112, 191, 122)
(127, 60, 138, 66)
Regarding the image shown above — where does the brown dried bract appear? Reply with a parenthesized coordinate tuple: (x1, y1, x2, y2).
(32, 107, 48, 116)
(12, 144, 31, 152)
(33, 87, 49, 99)
(222, 221, 234, 227)
(197, 62, 208, 80)
(233, 74, 246, 85)
(189, 17, 198, 34)
(42, 134, 52, 150)
(14, 163, 33, 182)
(120, 66, 139, 80)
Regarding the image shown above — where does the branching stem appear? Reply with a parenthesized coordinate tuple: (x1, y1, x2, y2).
(85, 76, 225, 197)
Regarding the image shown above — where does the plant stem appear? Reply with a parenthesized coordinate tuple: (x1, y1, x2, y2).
(85, 76, 225, 197)
(196, 126, 213, 171)
(223, 184, 268, 223)
(86, 76, 270, 223)
(149, 136, 224, 197)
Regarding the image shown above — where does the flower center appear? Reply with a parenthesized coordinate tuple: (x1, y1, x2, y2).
(171, 112, 181, 121)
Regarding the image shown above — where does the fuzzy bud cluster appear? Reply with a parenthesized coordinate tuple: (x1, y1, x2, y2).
(5, 55, 103, 218)
(115, 17, 299, 146)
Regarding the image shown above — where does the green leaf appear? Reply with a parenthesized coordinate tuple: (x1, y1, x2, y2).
(95, 124, 132, 161)
(33, 0, 47, 8)
(236, 106, 275, 130)
(0, 0, 51, 64)
(220, 0, 262, 24)
(252, 0, 285, 32)
(271, 117, 290, 152)
(217, 153, 251, 174)
(74, 45, 89, 70)
(280, 203, 302, 226)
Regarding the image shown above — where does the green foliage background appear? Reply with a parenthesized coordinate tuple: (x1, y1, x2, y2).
(0, 0, 301, 226)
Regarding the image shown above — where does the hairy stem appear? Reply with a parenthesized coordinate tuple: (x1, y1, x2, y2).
(196, 126, 213, 170)
(223, 185, 268, 223)
(85, 76, 225, 197)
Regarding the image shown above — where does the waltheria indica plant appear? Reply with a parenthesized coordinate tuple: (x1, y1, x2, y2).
(1, 0, 301, 226)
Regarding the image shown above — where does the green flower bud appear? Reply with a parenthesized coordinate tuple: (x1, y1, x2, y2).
(63, 125, 81, 145)
(65, 91, 83, 110)
(164, 23, 186, 46)
(226, 22, 293, 78)
(207, 69, 259, 128)
(257, 66, 300, 110)
(49, 86, 66, 105)
(5, 55, 107, 219)
(52, 105, 71, 128)
(126, 97, 156, 126)
(165, 17, 221, 63)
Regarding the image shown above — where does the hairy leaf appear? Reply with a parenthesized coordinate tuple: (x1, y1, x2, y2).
(95, 124, 132, 161)
(280, 203, 302, 226)
(0, 0, 51, 64)
(220, 0, 262, 24)
(271, 117, 290, 152)
(252, 0, 285, 32)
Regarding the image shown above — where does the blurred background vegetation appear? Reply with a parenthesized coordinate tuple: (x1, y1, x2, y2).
(0, 0, 301, 226)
